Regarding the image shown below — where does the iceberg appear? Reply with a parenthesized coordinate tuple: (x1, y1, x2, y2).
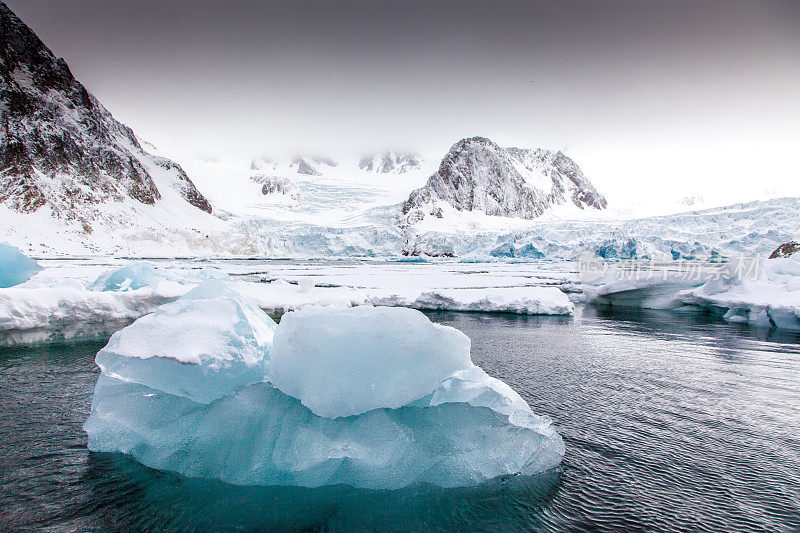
(95, 280, 276, 403)
(84, 295, 564, 489)
(679, 255, 800, 330)
(370, 286, 574, 315)
(0, 243, 42, 288)
(89, 262, 165, 291)
(0, 280, 187, 347)
(270, 305, 473, 418)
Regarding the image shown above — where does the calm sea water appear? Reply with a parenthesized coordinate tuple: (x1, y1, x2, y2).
(1, 306, 799, 532)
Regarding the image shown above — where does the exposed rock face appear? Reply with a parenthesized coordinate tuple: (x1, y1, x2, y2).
(291, 156, 337, 176)
(359, 151, 421, 174)
(769, 241, 800, 259)
(0, 1, 211, 225)
(402, 137, 606, 220)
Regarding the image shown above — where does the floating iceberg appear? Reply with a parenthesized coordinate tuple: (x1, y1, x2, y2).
(84, 295, 564, 489)
(270, 305, 473, 418)
(370, 287, 574, 315)
(0, 243, 42, 288)
(89, 262, 165, 291)
(680, 255, 800, 330)
(95, 280, 276, 403)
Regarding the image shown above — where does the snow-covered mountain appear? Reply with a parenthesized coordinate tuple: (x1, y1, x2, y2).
(0, 2, 228, 254)
(358, 151, 421, 174)
(402, 137, 607, 225)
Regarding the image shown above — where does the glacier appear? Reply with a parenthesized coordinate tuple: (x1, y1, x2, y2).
(0, 243, 42, 288)
(84, 288, 564, 489)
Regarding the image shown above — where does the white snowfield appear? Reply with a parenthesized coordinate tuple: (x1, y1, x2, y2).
(0, 260, 576, 346)
(84, 287, 565, 489)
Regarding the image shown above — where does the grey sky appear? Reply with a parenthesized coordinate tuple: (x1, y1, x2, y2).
(7, 0, 800, 208)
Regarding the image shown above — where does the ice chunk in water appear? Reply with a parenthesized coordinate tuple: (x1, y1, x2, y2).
(0, 243, 42, 288)
(270, 305, 473, 418)
(89, 262, 164, 291)
(95, 280, 275, 403)
(85, 300, 564, 489)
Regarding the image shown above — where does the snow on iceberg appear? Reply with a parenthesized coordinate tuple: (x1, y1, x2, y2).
(84, 300, 564, 489)
(95, 280, 276, 404)
(0, 243, 42, 288)
(370, 287, 574, 315)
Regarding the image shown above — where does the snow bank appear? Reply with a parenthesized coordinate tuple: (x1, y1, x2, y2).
(84, 300, 564, 489)
(370, 286, 574, 315)
(96, 281, 276, 403)
(0, 243, 42, 288)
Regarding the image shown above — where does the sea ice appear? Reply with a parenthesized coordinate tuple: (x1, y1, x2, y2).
(370, 286, 574, 315)
(84, 299, 564, 489)
(0, 243, 42, 288)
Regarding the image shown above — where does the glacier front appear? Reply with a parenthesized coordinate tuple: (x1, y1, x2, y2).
(84, 283, 564, 489)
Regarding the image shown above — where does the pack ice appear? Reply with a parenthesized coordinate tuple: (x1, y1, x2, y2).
(0, 243, 42, 288)
(84, 282, 564, 489)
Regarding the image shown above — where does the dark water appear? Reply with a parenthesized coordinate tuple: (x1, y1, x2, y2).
(1, 307, 799, 532)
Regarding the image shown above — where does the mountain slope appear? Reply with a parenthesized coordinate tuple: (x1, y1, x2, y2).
(402, 137, 606, 223)
(0, 1, 212, 238)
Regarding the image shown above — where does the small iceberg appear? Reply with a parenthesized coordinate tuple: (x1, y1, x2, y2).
(370, 286, 574, 315)
(84, 282, 564, 489)
(89, 262, 165, 291)
(0, 243, 42, 288)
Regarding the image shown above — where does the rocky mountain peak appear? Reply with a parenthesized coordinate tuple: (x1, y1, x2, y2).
(0, 1, 211, 227)
(402, 136, 606, 221)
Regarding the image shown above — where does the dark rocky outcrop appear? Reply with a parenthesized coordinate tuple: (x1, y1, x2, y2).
(769, 241, 800, 259)
(0, 1, 211, 227)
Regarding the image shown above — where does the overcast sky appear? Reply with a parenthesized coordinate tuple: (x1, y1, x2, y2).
(8, 0, 800, 210)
